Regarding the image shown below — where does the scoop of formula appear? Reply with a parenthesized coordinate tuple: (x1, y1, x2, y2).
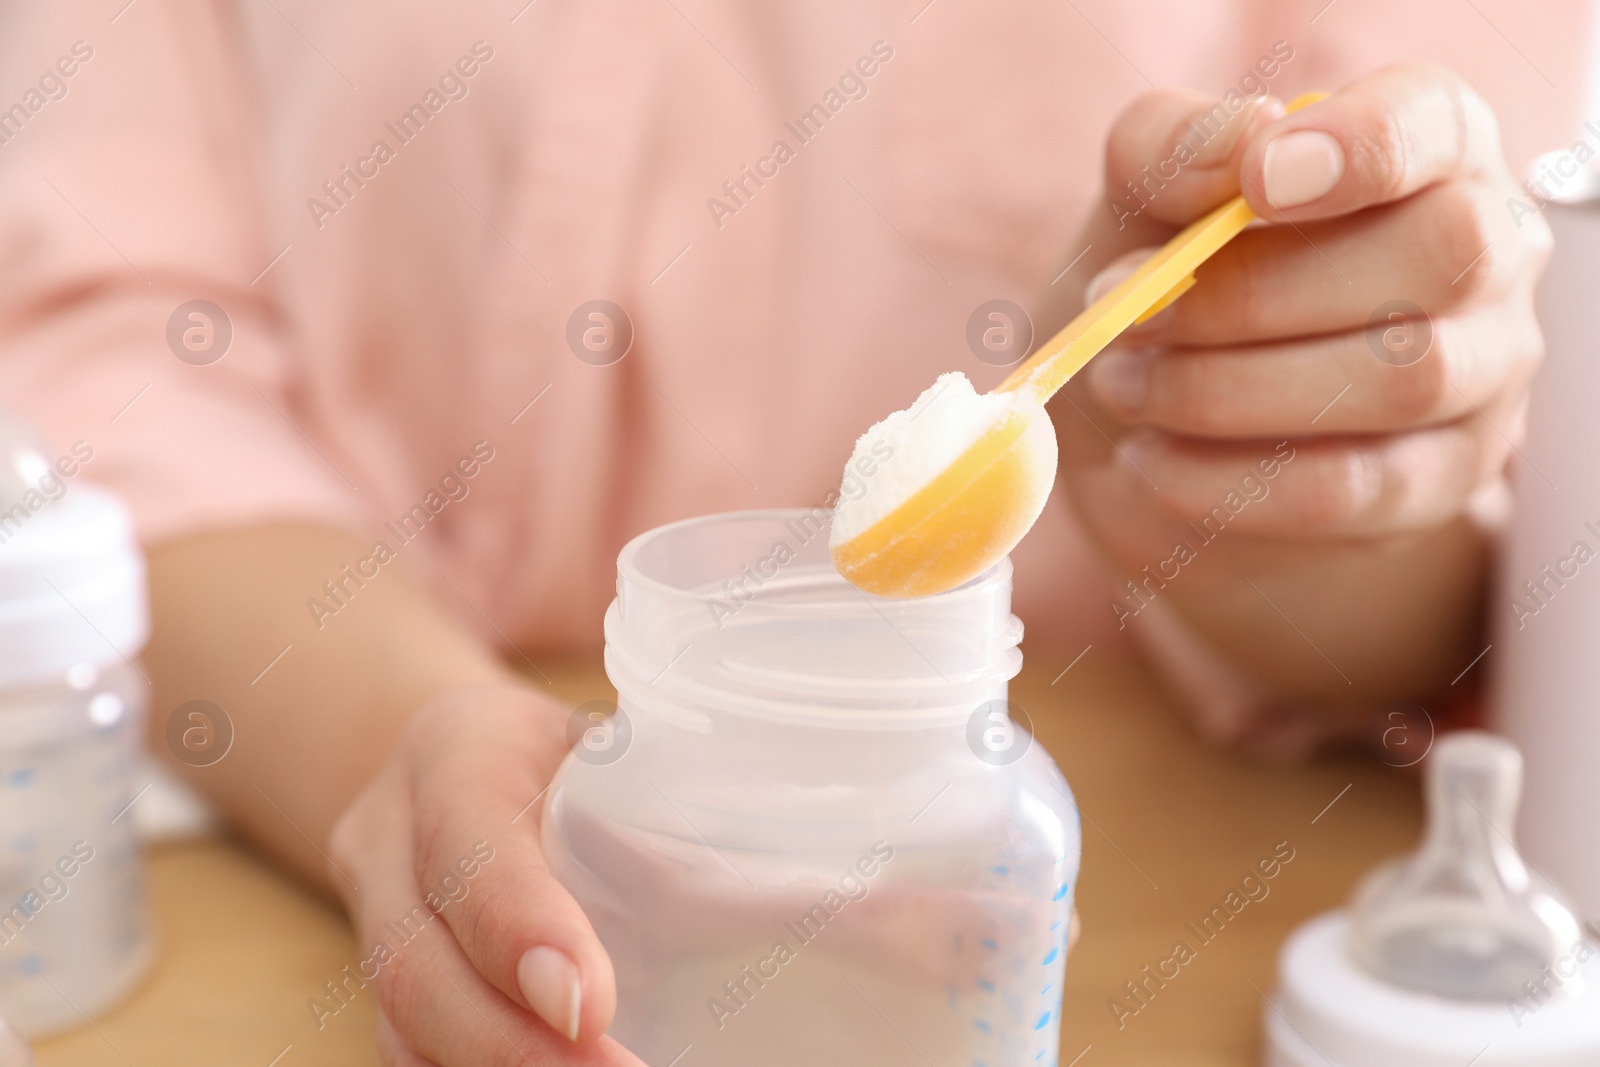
(830, 92, 1327, 598)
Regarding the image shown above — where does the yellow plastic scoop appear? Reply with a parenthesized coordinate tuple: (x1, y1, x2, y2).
(831, 92, 1327, 598)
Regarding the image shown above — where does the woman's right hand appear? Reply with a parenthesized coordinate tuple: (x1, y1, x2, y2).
(328, 683, 646, 1066)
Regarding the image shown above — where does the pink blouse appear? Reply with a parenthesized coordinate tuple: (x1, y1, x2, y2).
(0, 0, 1583, 655)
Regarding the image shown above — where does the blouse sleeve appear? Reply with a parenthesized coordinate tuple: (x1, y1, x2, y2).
(0, 0, 365, 545)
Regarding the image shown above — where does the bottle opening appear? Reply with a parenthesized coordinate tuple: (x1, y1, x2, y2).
(606, 509, 1023, 726)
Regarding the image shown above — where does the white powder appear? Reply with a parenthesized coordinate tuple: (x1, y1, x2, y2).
(830, 372, 1019, 546)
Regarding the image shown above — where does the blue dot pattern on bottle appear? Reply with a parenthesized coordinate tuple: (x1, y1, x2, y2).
(1030, 873, 1074, 1058)
(964, 846, 1075, 1067)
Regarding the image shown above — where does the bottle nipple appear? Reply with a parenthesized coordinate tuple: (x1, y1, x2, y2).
(1349, 731, 1586, 1001)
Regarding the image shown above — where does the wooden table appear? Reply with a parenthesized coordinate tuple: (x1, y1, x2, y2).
(34, 652, 1423, 1067)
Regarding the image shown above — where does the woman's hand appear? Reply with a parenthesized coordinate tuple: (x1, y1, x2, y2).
(329, 684, 644, 1067)
(146, 528, 638, 1062)
(1047, 65, 1549, 754)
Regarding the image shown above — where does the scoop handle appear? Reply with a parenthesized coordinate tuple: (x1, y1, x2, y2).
(996, 91, 1330, 404)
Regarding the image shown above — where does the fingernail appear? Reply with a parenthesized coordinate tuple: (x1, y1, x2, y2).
(1188, 95, 1272, 168)
(1084, 249, 1157, 306)
(518, 946, 581, 1041)
(1117, 430, 1161, 475)
(1243, 707, 1344, 766)
(1089, 348, 1153, 413)
(1263, 130, 1344, 208)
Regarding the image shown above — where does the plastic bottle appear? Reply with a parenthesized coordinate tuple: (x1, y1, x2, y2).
(0, 415, 153, 1035)
(1490, 152, 1600, 921)
(544, 509, 1081, 1065)
(1265, 733, 1600, 1067)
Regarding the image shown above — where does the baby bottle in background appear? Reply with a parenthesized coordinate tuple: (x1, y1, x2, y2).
(0, 414, 154, 1036)
(1263, 733, 1600, 1066)
(544, 509, 1081, 1067)
(1489, 142, 1600, 922)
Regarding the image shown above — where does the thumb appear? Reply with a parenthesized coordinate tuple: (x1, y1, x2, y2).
(1103, 88, 1286, 237)
(1046, 90, 1288, 330)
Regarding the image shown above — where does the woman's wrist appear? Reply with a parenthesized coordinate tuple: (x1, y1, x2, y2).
(1135, 591, 1489, 765)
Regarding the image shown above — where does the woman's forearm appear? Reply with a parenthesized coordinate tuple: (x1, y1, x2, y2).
(144, 524, 520, 891)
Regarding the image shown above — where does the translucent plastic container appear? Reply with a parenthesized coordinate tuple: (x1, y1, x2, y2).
(0, 423, 153, 1037)
(545, 509, 1081, 1065)
(0, 661, 150, 1035)
(1266, 733, 1600, 1066)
